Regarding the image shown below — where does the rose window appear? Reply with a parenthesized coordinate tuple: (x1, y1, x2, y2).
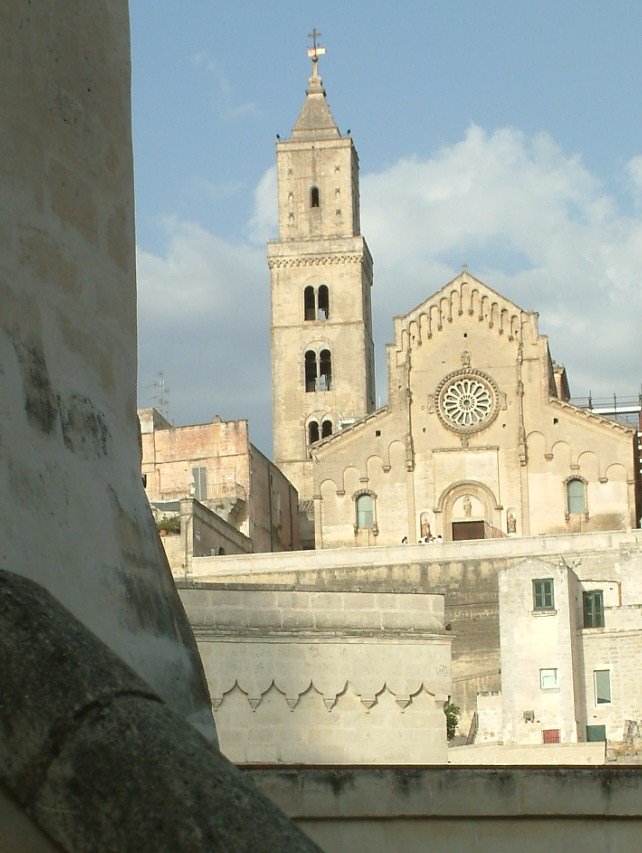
(436, 369, 499, 435)
(443, 378, 491, 426)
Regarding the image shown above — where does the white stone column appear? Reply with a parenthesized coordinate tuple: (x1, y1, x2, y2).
(0, 1, 215, 739)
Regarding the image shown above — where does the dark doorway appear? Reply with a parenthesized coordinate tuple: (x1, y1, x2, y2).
(452, 520, 485, 541)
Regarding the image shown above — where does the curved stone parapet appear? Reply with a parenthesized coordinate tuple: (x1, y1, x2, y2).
(0, 570, 317, 851)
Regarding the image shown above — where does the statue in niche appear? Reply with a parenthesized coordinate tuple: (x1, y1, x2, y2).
(420, 514, 431, 539)
(463, 495, 472, 518)
(507, 512, 517, 534)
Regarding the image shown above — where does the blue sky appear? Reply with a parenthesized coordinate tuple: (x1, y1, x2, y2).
(131, 1, 642, 454)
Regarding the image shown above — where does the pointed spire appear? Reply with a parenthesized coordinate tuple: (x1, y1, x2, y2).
(290, 29, 341, 141)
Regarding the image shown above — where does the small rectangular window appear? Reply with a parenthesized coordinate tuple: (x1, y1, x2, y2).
(533, 578, 555, 610)
(542, 729, 560, 744)
(594, 670, 611, 704)
(583, 590, 605, 628)
(540, 668, 558, 689)
(192, 466, 207, 501)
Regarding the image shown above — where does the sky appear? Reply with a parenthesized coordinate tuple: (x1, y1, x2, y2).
(130, 0, 642, 455)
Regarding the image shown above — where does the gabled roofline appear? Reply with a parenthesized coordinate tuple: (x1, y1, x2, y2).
(309, 406, 389, 455)
(393, 271, 531, 323)
(548, 397, 636, 435)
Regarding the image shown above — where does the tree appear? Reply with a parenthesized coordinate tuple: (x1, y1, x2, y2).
(444, 700, 460, 741)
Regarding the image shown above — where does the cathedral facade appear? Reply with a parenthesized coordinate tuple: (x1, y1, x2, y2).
(270, 52, 639, 549)
(311, 274, 638, 546)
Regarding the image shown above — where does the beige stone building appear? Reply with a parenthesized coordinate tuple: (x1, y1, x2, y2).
(139, 407, 301, 556)
(269, 52, 640, 550)
(494, 553, 642, 749)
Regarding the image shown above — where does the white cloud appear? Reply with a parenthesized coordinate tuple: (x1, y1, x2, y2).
(628, 154, 642, 197)
(246, 165, 277, 245)
(137, 126, 642, 451)
(137, 219, 271, 448)
(361, 125, 642, 401)
(191, 52, 261, 122)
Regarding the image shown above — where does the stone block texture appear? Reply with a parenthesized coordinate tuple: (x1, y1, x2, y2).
(180, 584, 451, 764)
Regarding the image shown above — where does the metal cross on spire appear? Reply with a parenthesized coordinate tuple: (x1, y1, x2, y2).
(307, 27, 326, 74)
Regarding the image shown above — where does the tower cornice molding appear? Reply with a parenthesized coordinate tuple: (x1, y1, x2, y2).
(268, 252, 364, 269)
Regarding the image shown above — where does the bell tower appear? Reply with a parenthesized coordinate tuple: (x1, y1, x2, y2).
(269, 32, 376, 504)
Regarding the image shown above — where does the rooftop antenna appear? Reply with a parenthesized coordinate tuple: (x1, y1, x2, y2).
(150, 371, 172, 422)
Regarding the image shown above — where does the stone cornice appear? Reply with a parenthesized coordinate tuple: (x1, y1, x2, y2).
(209, 678, 449, 713)
(192, 627, 445, 641)
(268, 253, 365, 269)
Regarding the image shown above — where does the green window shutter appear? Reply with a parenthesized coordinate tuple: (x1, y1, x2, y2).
(586, 724, 607, 742)
(583, 591, 604, 628)
(533, 578, 554, 610)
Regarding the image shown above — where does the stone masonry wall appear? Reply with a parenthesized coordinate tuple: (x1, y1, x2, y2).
(191, 531, 642, 729)
(179, 584, 451, 764)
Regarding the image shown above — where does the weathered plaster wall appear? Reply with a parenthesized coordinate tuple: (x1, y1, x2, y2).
(498, 552, 642, 744)
(0, 1, 213, 736)
(499, 559, 579, 745)
(249, 444, 301, 552)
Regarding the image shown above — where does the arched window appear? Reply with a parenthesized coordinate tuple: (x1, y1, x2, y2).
(310, 186, 320, 208)
(318, 285, 329, 320)
(304, 286, 315, 321)
(319, 349, 332, 390)
(567, 478, 587, 514)
(308, 421, 320, 444)
(305, 350, 317, 392)
(321, 419, 333, 438)
(355, 493, 374, 529)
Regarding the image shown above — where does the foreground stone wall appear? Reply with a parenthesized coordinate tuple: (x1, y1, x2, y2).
(249, 765, 642, 853)
(0, 1, 212, 734)
(179, 583, 451, 763)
